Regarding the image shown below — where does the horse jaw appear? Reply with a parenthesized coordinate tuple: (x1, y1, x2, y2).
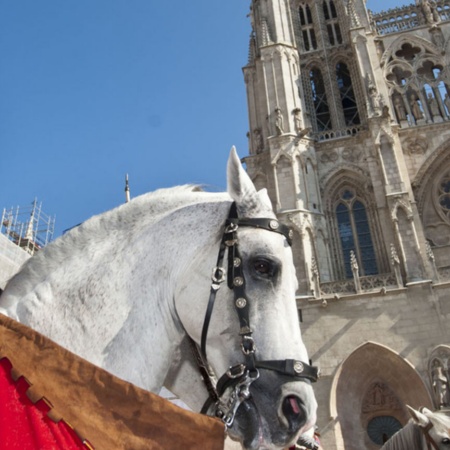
(227, 147, 273, 218)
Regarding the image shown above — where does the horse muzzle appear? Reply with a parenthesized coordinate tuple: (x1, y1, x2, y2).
(228, 376, 317, 450)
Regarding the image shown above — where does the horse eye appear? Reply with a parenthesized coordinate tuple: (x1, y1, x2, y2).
(253, 259, 273, 276)
(443, 438, 450, 445)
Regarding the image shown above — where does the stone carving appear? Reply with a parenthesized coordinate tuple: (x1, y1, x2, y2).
(275, 107, 284, 135)
(422, 0, 440, 24)
(320, 151, 339, 164)
(427, 93, 441, 117)
(430, 28, 444, 48)
(253, 128, 264, 154)
(292, 108, 302, 134)
(444, 94, 450, 117)
(341, 148, 362, 163)
(390, 243, 403, 287)
(410, 94, 424, 120)
(362, 382, 402, 413)
(394, 97, 407, 122)
(350, 250, 359, 272)
(350, 250, 362, 293)
(404, 136, 428, 155)
(367, 73, 382, 116)
(390, 243, 400, 266)
(431, 359, 450, 408)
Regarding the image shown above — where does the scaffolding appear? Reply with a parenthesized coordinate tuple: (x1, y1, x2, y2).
(1, 199, 55, 255)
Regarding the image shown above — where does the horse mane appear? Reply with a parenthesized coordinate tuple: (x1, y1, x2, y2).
(4, 185, 225, 296)
(381, 420, 423, 450)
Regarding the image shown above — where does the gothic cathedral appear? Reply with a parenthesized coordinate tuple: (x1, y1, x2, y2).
(242, 0, 450, 447)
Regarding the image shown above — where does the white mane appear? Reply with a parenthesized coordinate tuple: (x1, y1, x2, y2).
(0, 148, 319, 449)
(4, 185, 225, 299)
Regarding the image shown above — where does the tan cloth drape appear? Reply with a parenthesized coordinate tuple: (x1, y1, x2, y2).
(0, 314, 225, 450)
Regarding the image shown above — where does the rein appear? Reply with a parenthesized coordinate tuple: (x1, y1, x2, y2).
(191, 202, 319, 428)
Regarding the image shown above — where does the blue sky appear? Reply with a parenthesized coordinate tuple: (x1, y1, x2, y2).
(0, 0, 407, 237)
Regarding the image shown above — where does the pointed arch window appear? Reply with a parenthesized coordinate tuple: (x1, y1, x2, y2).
(299, 4, 317, 51)
(336, 189, 377, 278)
(323, 0, 342, 45)
(336, 62, 360, 126)
(310, 68, 331, 131)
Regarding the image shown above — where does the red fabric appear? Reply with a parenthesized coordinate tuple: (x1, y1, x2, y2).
(0, 358, 92, 450)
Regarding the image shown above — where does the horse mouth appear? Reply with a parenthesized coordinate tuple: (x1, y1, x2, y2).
(282, 395, 307, 432)
(229, 394, 309, 450)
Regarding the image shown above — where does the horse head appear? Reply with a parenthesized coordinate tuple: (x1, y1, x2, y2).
(408, 406, 450, 450)
(176, 148, 318, 449)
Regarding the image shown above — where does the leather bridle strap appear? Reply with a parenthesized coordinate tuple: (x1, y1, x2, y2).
(422, 421, 439, 450)
(195, 202, 319, 425)
(255, 359, 318, 382)
(200, 233, 228, 361)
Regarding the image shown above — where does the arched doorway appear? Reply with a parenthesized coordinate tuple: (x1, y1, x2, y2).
(330, 342, 433, 449)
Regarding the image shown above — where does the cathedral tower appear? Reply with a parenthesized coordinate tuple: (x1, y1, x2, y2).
(242, 0, 450, 447)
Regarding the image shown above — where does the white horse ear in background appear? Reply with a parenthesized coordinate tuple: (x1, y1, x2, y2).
(407, 405, 430, 428)
(227, 146, 274, 217)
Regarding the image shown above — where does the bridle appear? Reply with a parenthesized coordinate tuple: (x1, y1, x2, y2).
(190, 202, 319, 428)
(421, 420, 440, 450)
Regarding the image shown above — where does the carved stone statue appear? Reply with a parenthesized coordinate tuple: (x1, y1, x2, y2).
(410, 94, 424, 120)
(367, 74, 382, 116)
(444, 94, 450, 117)
(427, 93, 441, 117)
(253, 128, 264, 154)
(275, 107, 284, 135)
(431, 360, 449, 408)
(422, 0, 440, 24)
(394, 96, 407, 121)
(292, 108, 302, 134)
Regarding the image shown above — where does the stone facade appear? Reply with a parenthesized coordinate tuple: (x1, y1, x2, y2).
(242, 0, 450, 447)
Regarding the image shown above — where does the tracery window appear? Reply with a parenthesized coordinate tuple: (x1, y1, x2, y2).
(385, 41, 448, 126)
(310, 68, 331, 131)
(336, 189, 377, 278)
(323, 0, 342, 46)
(336, 62, 360, 126)
(299, 4, 317, 51)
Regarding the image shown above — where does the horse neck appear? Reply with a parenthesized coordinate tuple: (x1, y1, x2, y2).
(382, 421, 424, 450)
(102, 200, 230, 390)
(2, 190, 230, 392)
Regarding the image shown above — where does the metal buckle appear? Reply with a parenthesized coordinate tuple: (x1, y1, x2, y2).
(215, 369, 260, 428)
(211, 267, 226, 284)
(225, 222, 238, 233)
(226, 364, 246, 379)
(241, 336, 256, 355)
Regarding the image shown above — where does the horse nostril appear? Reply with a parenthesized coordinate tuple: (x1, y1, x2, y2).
(282, 395, 306, 431)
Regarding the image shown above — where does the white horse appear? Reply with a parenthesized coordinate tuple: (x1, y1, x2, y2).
(0, 148, 317, 450)
(381, 406, 450, 450)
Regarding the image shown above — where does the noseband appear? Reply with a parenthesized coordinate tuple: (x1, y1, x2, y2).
(190, 202, 319, 428)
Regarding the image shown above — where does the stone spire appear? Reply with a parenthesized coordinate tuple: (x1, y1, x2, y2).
(125, 174, 130, 203)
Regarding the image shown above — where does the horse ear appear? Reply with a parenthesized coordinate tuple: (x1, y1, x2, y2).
(227, 147, 274, 217)
(257, 188, 274, 211)
(407, 405, 430, 428)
